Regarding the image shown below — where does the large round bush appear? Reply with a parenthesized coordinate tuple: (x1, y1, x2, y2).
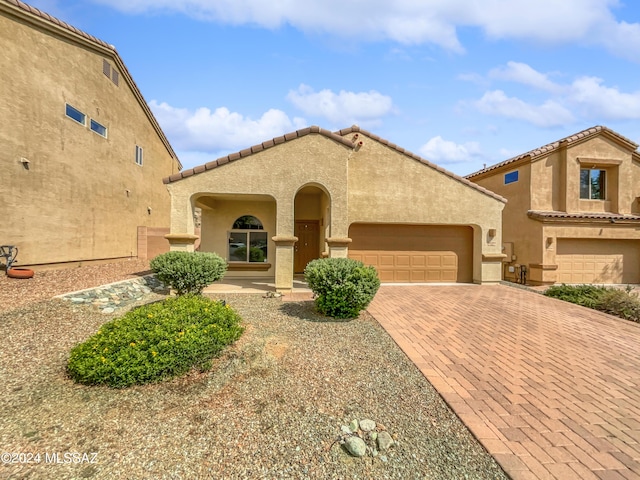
(304, 258, 380, 319)
(150, 251, 226, 295)
(67, 295, 244, 388)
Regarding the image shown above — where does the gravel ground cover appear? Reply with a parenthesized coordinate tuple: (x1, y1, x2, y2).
(0, 259, 152, 313)
(0, 263, 508, 479)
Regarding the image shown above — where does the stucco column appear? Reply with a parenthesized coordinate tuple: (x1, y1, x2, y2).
(165, 233, 199, 252)
(479, 227, 505, 284)
(272, 236, 297, 293)
(326, 237, 352, 258)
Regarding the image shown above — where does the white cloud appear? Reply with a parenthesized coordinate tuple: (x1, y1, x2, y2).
(489, 61, 563, 93)
(149, 100, 306, 153)
(286, 84, 394, 126)
(419, 136, 482, 164)
(474, 90, 574, 127)
(90, 0, 640, 61)
(470, 61, 640, 125)
(569, 76, 640, 119)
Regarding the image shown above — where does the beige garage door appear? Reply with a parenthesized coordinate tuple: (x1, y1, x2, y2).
(348, 224, 473, 283)
(556, 239, 640, 284)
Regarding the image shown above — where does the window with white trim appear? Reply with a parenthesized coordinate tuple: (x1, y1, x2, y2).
(90, 119, 107, 138)
(65, 104, 85, 125)
(228, 216, 268, 262)
(135, 145, 143, 166)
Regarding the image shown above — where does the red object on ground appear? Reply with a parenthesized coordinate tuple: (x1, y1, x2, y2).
(7, 268, 35, 279)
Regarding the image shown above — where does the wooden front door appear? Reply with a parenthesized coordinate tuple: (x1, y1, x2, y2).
(294, 220, 319, 273)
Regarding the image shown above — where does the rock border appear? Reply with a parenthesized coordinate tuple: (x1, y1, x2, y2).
(56, 275, 166, 313)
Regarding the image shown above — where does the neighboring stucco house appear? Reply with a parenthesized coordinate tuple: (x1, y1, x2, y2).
(467, 126, 640, 285)
(1, 0, 181, 268)
(163, 126, 506, 292)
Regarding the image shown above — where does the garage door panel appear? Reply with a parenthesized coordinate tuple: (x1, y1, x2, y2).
(556, 239, 639, 284)
(395, 270, 411, 282)
(411, 255, 426, 267)
(411, 270, 426, 282)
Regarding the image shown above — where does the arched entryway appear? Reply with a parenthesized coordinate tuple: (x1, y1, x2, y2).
(294, 185, 331, 273)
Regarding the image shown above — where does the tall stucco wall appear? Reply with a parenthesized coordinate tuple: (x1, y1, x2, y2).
(0, 10, 178, 266)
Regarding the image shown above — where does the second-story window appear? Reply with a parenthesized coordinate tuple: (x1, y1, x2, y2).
(135, 145, 143, 166)
(580, 169, 606, 200)
(65, 104, 86, 125)
(504, 170, 519, 184)
(90, 119, 107, 138)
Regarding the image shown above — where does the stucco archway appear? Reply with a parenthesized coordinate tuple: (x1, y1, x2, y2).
(293, 184, 331, 273)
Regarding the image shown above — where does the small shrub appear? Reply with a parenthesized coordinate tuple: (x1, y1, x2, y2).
(544, 284, 640, 323)
(67, 295, 244, 388)
(150, 251, 226, 295)
(596, 288, 640, 322)
(304, 258, 380, 319)
(543, 284, 609, 308)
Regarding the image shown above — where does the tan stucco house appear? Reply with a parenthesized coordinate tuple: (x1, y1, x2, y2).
(1, 0, 181, 268)
(467, 126, 640, 285)
(163, 126, 507, 292)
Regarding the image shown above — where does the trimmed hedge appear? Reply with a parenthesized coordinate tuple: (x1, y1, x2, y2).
(150, 251, 226, 295)
(67, 295, 244, 388)
(304, 258, 380, 319)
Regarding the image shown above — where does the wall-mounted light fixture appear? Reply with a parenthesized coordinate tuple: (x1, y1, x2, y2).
(147, 206, 152, 214)
(20, 157, 30, 170)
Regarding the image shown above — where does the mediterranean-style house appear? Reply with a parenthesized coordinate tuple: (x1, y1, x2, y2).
(1, 0, 181, 268)
(467, 126, 640, 285)
(163, 126, 507, 292)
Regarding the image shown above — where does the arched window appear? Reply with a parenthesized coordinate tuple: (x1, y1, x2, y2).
(228, 215, 268, 262)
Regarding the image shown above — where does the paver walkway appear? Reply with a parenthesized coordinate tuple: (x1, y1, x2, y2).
(367, 284, 640, 480)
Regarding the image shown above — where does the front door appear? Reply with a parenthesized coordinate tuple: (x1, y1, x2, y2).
(294, 220, 319, 273)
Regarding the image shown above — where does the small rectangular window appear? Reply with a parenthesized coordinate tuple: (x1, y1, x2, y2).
(135, 145, 143, 166)
(65, 104, 85, 125)
(90, 119, 107, 138)
(504, 170, 519, 184)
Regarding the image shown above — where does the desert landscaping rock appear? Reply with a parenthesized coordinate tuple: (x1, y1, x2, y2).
(344, 436, 367, 457)
(56, 274, 165, 313)
(349, 419, 359, 432)
(378, 431, 394, 450)
(359, 418, 376, 432)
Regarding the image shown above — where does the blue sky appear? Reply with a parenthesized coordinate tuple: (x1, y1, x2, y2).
(31, 0, 640, 175)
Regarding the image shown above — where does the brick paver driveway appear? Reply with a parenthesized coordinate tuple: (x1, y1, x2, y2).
(367, 284, 640, 480)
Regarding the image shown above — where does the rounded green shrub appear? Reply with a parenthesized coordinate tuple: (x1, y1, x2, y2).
(150, 251, 227, 295)
(67, 295, 244, 388)
(304, 258, 380, 319)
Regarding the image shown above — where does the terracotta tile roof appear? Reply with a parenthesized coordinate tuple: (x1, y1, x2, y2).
(2, 0, 181, 169)
(162, 124, 507, 203)
(466, 125, 639, 179)
(528, 210, 640, 222)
